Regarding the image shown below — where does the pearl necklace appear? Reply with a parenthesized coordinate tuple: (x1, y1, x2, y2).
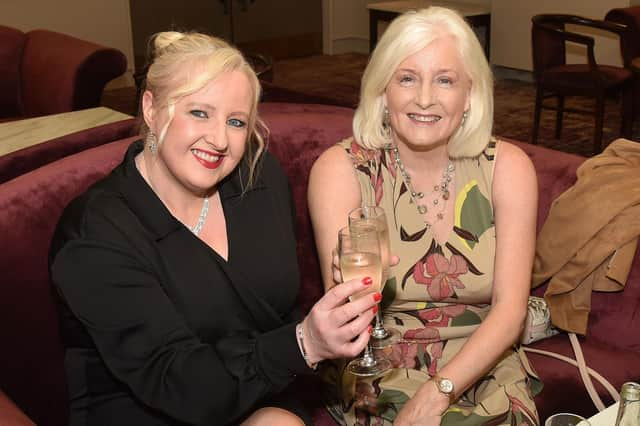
(390, 146, 455, 226)
(191, 197, 209, 236)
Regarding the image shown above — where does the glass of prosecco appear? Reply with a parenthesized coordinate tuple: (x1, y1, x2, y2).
(349, 206, 401, 349)
(338, 225, 391, 377)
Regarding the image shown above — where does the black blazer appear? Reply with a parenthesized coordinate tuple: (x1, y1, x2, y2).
(50, 140, 311, 425)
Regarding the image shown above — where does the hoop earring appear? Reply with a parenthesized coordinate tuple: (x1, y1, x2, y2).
(147, 131, 157, 154)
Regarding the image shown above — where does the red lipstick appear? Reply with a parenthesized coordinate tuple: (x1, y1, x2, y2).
(191, 149, 224, 169)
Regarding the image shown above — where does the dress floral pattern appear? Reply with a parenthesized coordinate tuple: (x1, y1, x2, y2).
(323, 138, 540, 426)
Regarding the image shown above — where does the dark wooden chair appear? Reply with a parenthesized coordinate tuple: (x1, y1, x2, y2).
(605, 6, 640, 124)
(531, 14, 634, 154)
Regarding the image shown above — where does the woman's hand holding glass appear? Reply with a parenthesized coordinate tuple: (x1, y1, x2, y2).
(301, 275, 381, 365)
(338, 224, 392, 376)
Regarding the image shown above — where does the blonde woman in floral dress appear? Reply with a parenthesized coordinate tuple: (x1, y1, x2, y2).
(308, 7, 541, 426)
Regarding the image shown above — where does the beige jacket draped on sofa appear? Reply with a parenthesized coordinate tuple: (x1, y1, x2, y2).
(532, 139, 640, 334)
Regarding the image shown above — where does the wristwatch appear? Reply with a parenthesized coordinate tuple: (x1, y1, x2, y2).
(432, 375, 455, 402)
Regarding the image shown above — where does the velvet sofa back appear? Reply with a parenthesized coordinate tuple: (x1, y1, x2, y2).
(0, 103, 637, 425)
(258, 103, 355, 312)
(490, 139, 640, 420)
(0, 26, 127, 120)
(0, 137, 136, 425)
(511, 140, 640, 352)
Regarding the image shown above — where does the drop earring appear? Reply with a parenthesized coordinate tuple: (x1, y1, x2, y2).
(147, 131, 157, 154)
(382, 107, 392, 140)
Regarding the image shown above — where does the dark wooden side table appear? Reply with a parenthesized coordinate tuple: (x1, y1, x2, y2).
(367, 1, 491, 59)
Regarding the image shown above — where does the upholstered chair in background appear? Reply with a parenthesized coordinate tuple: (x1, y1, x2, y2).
(0, 26, 127, 121)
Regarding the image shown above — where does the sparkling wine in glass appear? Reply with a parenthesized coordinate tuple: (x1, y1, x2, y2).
(349, 206, 401, 349)
(338, 225, 391, 377)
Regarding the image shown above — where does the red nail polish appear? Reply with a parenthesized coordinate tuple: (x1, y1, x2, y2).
(368, 325, 373, 334)
(372, 305, 379, 314)
(362, 277, 373, 285)
(373, 292, 382, 302)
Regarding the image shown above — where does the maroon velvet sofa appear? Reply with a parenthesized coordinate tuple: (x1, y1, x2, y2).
(0, 103, 637, 425)
(0, 118, 137, 185)
(0, 25, 127, 121)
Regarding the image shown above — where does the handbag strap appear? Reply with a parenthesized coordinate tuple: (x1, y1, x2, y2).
(568, 332, 616, 410)
(522, 333, 619, 411)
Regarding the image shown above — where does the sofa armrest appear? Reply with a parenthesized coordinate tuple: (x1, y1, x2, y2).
(0, 390, 35, 426)
(20, 29, 127, 117)
(0, 117, 137, 184)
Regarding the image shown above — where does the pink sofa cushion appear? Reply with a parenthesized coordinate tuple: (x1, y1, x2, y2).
(528, 322, 640, 420)
(0, 26, 25, 117)
(527, 322, 640, 419)
(506, 138, 640, 418)
(0, 137, 135, 425)
(505, 138, 585, 231)
(0, 391, 34, 426)
(509, 139, 640, 352)
(259, 102, 355, 313)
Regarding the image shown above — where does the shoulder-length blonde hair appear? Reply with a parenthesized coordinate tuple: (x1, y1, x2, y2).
(353, 7, 493, 158)
(141, 31, 266, 186)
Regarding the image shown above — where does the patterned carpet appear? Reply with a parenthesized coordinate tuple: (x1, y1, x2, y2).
(490, 79, 636, 157)
(102, 53, 639, 157)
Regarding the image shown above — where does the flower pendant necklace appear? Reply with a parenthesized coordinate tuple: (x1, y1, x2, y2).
(389, 146, 455, 228)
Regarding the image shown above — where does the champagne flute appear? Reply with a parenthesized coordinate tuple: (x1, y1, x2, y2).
(338, 225, 392, 377)
(349, 206, 401, 349)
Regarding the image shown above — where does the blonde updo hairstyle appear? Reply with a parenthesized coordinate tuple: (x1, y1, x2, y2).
(353, 7, 493, 158)
(141, 31, 265, 186)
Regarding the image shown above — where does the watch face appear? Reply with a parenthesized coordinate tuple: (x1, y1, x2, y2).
(439, 378, 454, 394)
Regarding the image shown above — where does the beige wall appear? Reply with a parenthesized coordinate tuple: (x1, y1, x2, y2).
(323, 0, 386, 54)
(323, 0, 492, 55)
(492, 0, 631, 71)
(1, 0, 134, 88)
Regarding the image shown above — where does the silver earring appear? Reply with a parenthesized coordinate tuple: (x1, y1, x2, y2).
(383, 107, 390, 128)
(147, 131, 157, 154)
(382, 107, 392, 139)
(461, 110, 469, 126)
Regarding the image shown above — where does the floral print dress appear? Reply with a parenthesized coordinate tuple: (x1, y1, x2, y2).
(323, 138, 540, 426)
